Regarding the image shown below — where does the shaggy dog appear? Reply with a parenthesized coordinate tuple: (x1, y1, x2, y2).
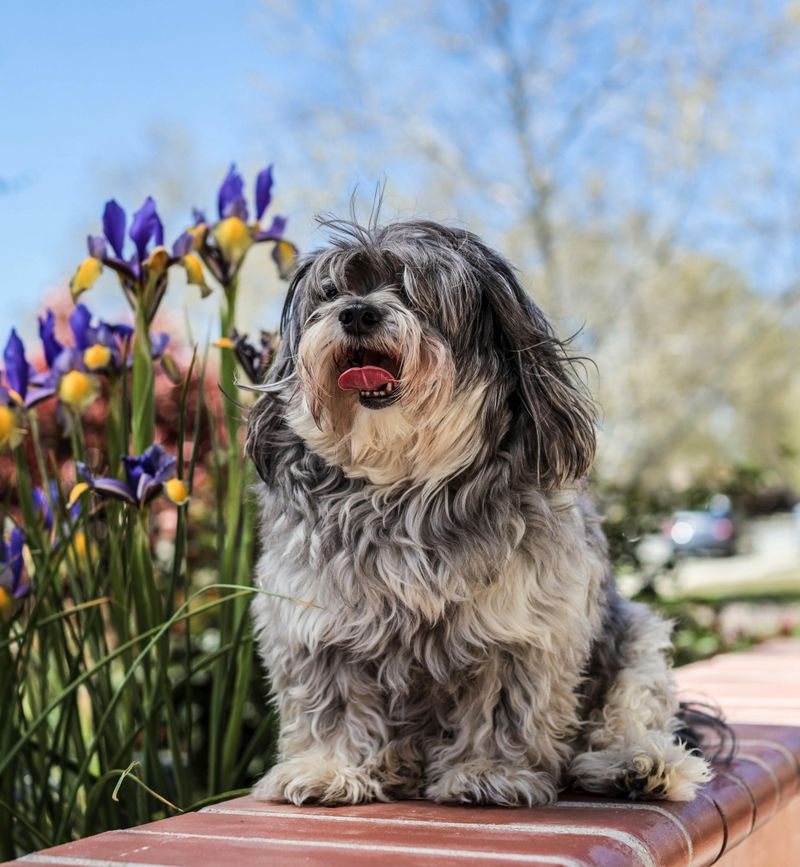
(246, 217, 722, 807)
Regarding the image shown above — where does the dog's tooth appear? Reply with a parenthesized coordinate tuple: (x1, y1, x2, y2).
(385, 382, 394, 393)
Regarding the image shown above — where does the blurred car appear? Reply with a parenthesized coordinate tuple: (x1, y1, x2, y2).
(663, 496, 738, 558)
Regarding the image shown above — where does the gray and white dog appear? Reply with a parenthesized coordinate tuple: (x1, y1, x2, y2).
(246, 217, 718, 807)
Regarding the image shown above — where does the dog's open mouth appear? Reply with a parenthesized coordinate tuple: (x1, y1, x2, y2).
(337, 349, 401, 409)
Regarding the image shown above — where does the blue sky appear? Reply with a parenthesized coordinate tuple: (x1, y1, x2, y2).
(0, 0, 292, 337)
(3, 1, 800, 347)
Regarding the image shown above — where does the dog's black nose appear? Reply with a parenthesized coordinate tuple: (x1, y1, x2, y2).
(338, 302, 382, 335)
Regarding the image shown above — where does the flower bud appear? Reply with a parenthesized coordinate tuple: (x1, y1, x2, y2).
(68, 482, 90, 508)
(0, 405, 23, 449)
(70, 257, 103, 299)
(213, 216, 252, 266)
(182, 253, 212, 297)
(58, 371, 98, 410)
(164, 478, 190, 505)
(83, 343, 113, 371)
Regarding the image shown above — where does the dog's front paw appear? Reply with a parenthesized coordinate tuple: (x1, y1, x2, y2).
(570, 739, 712, 801)
(253, 754, 384, 805)
(426, 761, 557, 806)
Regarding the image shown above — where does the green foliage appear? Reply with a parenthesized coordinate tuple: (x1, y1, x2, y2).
(0, 173, 296, 859)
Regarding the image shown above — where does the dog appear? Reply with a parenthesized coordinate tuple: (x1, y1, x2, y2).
(245, 216, 725, 807)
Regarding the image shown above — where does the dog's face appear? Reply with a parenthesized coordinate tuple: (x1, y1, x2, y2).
(248, 220, 595, 489)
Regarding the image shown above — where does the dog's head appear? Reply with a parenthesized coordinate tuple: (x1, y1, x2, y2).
(247, 219, 595, 489)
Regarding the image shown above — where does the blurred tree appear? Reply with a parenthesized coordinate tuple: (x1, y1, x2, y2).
(255, 0, 800, 491)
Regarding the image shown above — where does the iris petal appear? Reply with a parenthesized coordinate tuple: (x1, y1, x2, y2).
(213, 216, 252, 266)
(69, 304, 93, 351)
(217, 164, 248, 221)
(3, 330, 28, 399)
(70, 257, 103, 300)
(271, 239, 299, 279)
(150, 332, 170, 358)
(58, 370, 98, 410)
(32, 488, 54, 532)
(103, 200, 127, 258)
(24, 386, 57, 410)
(67, 482, 90, 508)
(182, 253, 211, 297)
(38, 309, 63, 368)
(164, 478, 190, 505)
(84, 344, 112, 371)
(172, 231, 194, 258)
(129, 197, 164, 261)
(255, 165, 274, 221)
(88, 235, 108, 260)
(255, 214, 287, 242)
(0, 404, 24, 449)
(89, 477, 138, 505)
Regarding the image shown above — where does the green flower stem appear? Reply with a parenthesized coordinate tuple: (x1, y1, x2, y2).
(13, 446, 39, 535)
(106, 375, 126, 472)
(208, 276, 255, 791)
(220, 277, 241, 443)
(219, 500, 256, 787)
(129, 512, 170, 799)
(0, 645, 16, 862)
(132, 301, 155, 454)
(26, 412, 50, 489)
(68, 411, 87, 464)
(39, 585, 301, 839)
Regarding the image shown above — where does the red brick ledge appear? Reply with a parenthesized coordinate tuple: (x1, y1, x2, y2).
(9, 639, 800, 867)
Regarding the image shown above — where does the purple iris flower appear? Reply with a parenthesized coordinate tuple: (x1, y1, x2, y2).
(82, 196, 170, 308)
(36, 304, 166, 381)
(0, 527, 29, 611)
(91, 197, 164, 272)
(224, 328, 279, 384)
(68, 303, 135, 366)
(2, 330, 56, 408)
(77, 444, 176, 507)
(79, 195, 207, 321)
(191, 162, 295, 286)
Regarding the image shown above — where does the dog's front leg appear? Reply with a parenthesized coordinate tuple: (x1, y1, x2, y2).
(253, 647, 390, 805)
(425, 649, 578, 806)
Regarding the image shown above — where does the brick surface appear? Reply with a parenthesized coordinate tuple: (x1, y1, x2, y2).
(9, 639, 800, 867)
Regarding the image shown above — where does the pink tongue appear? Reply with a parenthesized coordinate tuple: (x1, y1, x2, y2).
(338, 366, 395, 391)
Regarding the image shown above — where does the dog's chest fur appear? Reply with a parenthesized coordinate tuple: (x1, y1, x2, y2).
(253, 454, 609, 692)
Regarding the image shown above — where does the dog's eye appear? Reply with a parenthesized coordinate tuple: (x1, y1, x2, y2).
(322, 284, 337, 301)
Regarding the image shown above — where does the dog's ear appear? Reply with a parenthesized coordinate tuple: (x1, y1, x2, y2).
(245, 262, 311, 483)
(481, 255, 596, 489)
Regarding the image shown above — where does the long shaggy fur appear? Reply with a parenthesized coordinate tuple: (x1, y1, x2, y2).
(246, 218, 723, 806)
